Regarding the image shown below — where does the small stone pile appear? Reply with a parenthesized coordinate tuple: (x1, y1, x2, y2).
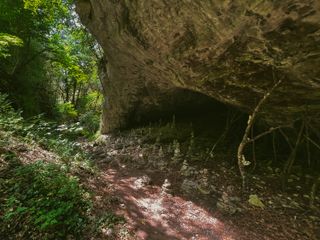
(161, 179, 172, 195)
(180, 160, 197, 177)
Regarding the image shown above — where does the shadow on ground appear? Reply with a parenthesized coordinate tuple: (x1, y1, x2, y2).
(86, 163, 238, 240)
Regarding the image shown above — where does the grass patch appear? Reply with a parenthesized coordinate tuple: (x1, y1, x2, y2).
(0, 161, 91, 239)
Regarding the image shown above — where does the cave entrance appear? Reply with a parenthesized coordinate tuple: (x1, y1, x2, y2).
(129, 88, 247, 146)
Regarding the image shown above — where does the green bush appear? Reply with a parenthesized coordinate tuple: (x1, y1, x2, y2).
(0, 93, 23, 132)
(79, 110, 100, 136)
(56, 102, 78, 121)
(0, 161, 91, 239)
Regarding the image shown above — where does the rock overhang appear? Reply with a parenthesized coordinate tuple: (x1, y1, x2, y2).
(76, 0, 320, 132)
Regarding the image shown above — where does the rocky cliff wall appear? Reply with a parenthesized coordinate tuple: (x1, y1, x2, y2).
(76, 0, 320, 133)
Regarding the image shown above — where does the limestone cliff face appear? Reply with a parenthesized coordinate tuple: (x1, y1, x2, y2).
(76, 0, 320, 133)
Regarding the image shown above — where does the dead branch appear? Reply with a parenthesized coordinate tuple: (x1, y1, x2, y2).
(304, 135, 320, 151)
(237, 79, 282, 190)
(272, 131, 277, 163)
(247, 126, 283, 143)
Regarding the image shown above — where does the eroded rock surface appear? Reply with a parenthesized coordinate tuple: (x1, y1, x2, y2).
(76, 0, 320, 132)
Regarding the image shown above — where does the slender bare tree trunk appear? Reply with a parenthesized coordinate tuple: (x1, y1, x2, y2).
(237, 80, 282, 190)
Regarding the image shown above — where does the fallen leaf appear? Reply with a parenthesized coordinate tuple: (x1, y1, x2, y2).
(248, 194, 265, 208)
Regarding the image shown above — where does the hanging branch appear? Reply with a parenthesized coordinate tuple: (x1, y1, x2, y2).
(237, 79, 282, 190)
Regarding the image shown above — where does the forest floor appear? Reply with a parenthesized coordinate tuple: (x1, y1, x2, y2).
(1, 126, 320, 240)
(79, 130, 320, 240)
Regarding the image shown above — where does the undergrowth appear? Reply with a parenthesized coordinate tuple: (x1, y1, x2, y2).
(0, 93, 94, 172)
(0, 94, 100, 239)
(0, 161, 91, 239)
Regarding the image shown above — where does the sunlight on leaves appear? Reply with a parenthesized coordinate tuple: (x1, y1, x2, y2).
(0, 33, 23, 58)
(248, 194, 265, 208)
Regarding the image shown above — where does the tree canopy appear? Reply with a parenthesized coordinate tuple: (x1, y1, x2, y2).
(0, 0, 102, 123)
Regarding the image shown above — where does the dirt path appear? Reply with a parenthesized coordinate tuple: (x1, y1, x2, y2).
(81, 134, 319, 240)
(83, 158, 320, 240)
(91, 166, 237, 240)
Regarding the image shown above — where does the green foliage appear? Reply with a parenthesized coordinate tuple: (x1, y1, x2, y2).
(0, 0, 101, 120)
(0, 96, 94, 239)
(95, 212, 125, 231)
(0, 96, 103, 240)
(79, 110, 101, 136)
(0, 94, 23, 132)
(83, 91, 103, 111)
(0, 93, 93, 171)
(56, 102, 78, 120)
(0, 33, 23, 58)
(23, 0, 69, 14)
(24, 117, 93, 171)
(0, 161, 91, 239)
(76, 91, 102, 135)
